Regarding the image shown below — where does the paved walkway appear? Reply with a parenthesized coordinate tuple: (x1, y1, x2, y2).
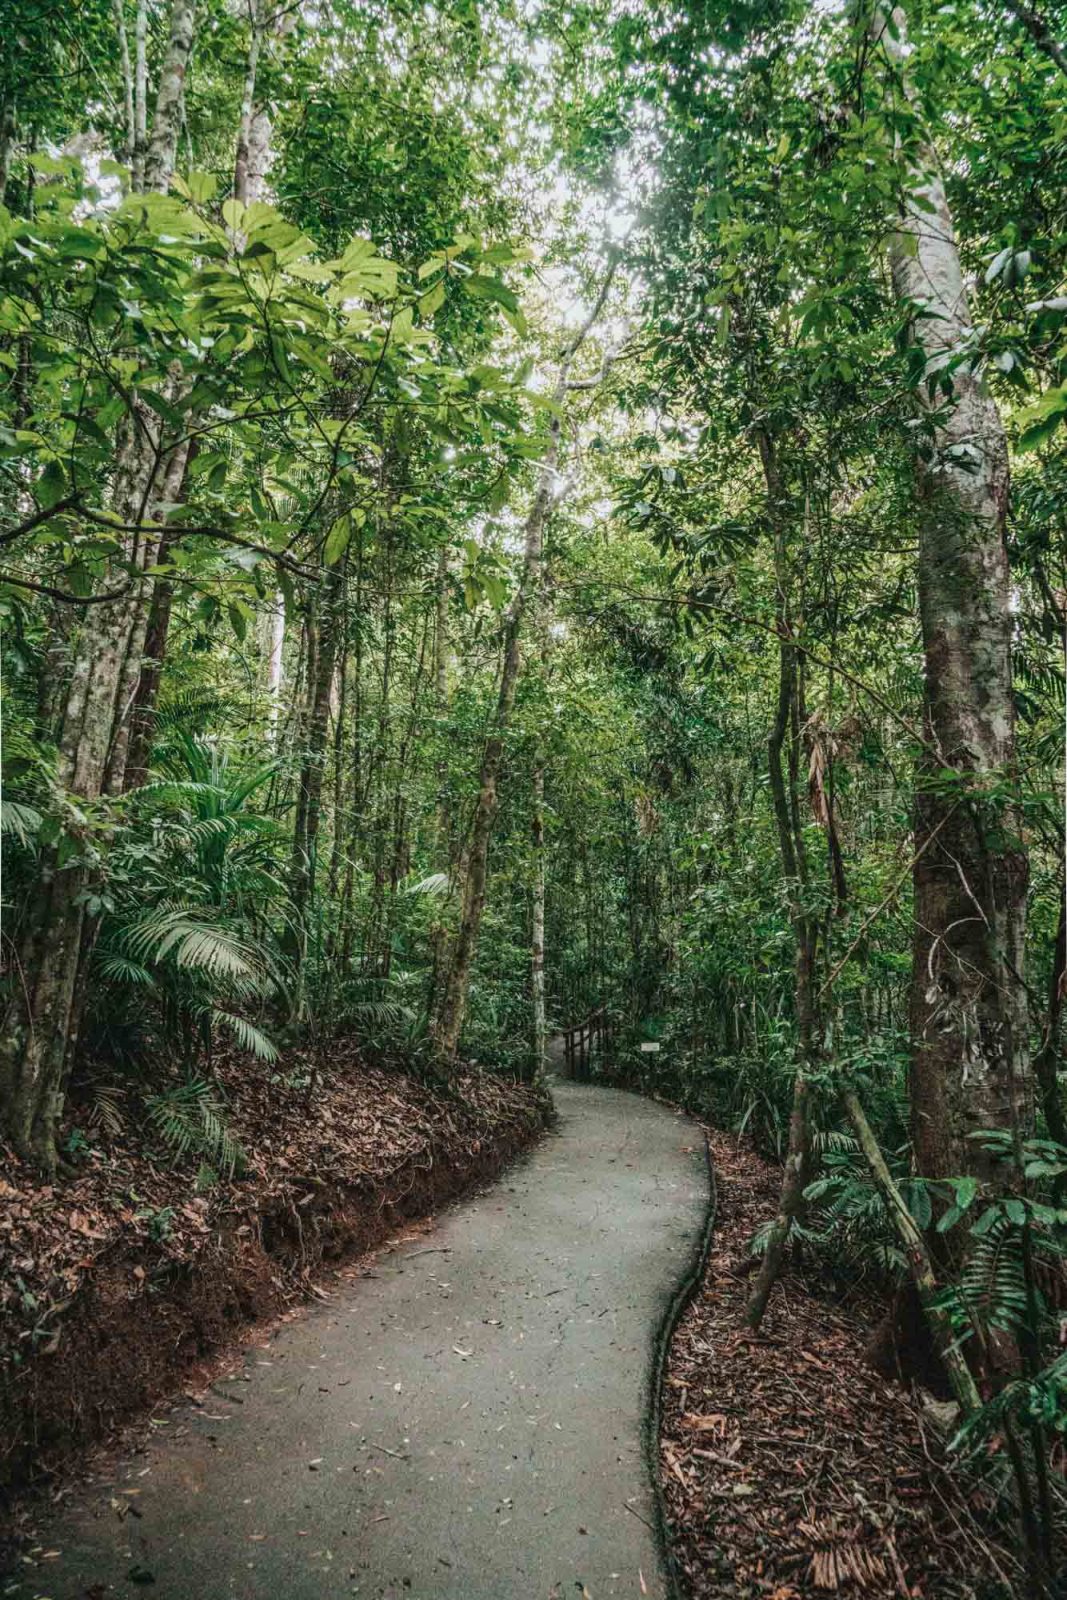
(21, 1079, 709, 1600)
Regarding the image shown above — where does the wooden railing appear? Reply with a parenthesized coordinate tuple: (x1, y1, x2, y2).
(561, 1005, 614, 1081)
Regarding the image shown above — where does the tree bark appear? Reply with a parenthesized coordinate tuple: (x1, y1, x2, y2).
(1034, 875, 1067, 1148)
(133, 0, 148, 191)
(871, 3, 1033, 1181)
(0, 0, 197, 1172)
(112, 0, 136, 168)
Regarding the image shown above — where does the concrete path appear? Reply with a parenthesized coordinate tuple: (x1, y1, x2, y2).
(19, 1080, 709, 1600)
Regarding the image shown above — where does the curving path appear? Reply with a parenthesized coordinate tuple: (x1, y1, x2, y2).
(19, 1078, 709, 1600)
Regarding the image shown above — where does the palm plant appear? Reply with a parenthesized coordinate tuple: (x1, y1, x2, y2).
(87, 735, 289, 1073)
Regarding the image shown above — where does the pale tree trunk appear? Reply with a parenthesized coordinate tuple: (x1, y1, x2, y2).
(112, 0, 136, 167)
(0, 0, 197, 1173)
(431, 264, 617, 1062)
(871, 4, 1032, 1180)
(233, 0, 264, 205)
(0, 98, 15, 206)
(267, 593, 286, 742)
(133, 0, 148, 191)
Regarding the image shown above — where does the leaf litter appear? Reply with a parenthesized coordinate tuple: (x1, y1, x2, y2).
(660, 1130, 1021, 1599)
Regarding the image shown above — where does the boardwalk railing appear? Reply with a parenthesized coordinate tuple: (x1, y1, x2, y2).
(561, 1006, 614, 1081)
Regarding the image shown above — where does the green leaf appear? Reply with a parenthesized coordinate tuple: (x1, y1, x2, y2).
(37, 459, 67, 510)
(186, 171, 219, 204)
(419, 279, 446, 318)
(324, 512, 352, 566)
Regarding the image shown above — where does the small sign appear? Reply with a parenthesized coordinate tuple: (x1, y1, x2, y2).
(639, 1041, 661, 1053)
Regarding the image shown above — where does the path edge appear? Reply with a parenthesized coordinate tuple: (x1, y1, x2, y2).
(645, 1127, 717, 1600)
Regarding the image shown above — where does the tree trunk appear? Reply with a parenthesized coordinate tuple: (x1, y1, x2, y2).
(285, 569, 341, 978)
(0, 0, 197, 1173)
(133, 0, 148, 191)
(429, 433, 556, 1062)
(112, 0, 136, 168)
(872, 4, 1032, 1180)
(745, 437, 817, 1330)
(430, 263, 616, 1063)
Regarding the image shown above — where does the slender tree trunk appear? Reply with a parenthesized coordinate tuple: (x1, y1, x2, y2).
(1004, 0, 1067, 78)
(0, 0, 197, 1173)
(133, 0, 148, 191)
(114, 436, 192, 791)
(233, 0, 264, 205)
(746, 626, 817, 1327)
(844, 1088, 981, 1415)
(285, 569, 341, 978)
(266, 592, 286, 743)
(871, 3, 1032, 1180)
(112, 0, 136, 167)
(0, 98, 15, 206)
(430, 264, 616, 1062)
(430, 434, 556, 1061)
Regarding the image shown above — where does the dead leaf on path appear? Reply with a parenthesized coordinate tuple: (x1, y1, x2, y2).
(680, 1412, 727, 1435)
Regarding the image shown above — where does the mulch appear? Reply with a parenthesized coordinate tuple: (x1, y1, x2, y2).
(660, 1130, 1022, 1600)
(0, 1043, 550, 1507)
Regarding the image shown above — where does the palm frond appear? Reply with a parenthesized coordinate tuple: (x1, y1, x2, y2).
(212, 1009, 279, 1061)
(146, 1078, 246, 1178)
(1, 799, 42, 846)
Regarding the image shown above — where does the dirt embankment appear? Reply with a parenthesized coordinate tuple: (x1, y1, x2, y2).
(0, 1046, 551, 1505)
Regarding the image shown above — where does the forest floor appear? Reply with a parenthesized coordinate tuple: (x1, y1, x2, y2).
(660, 1127, 1023, 1600)
(0, 1044, 550, 1512)
(3, 1078, 708, 1600)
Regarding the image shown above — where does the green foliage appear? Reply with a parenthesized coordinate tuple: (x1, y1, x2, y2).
(145, 1078, 245, 1180)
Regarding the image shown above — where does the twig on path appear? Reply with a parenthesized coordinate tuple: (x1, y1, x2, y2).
(622, 1501, 655, 1531)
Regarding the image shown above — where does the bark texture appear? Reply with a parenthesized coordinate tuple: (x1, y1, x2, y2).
(874, 3, 1032, 1179)
(0, 0, 197, 1172)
